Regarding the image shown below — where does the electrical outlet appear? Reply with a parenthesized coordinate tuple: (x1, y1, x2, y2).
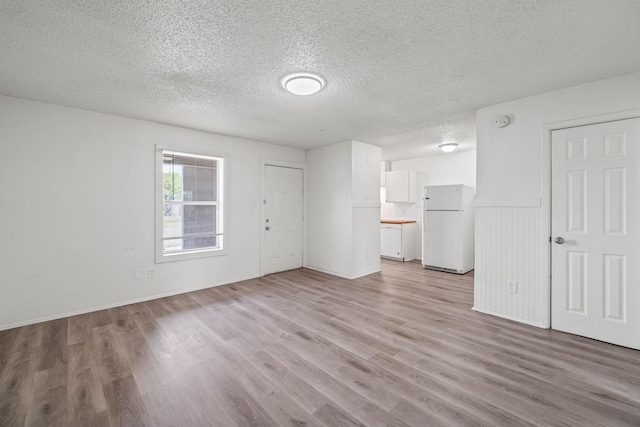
(134, 269, 144, 280)
(507, 281, 518, 293)
(148, 268, 156, 279)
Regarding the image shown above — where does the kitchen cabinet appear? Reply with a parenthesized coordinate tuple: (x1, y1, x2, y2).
(385, 170, 427, 203)
(380, 220, 416, 261)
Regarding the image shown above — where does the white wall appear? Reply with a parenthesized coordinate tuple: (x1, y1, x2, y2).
(307, 141, 381, 278)
(0, 95, 305, 329)
(381, 150, 476, 259)
(475, 71, 640, 327)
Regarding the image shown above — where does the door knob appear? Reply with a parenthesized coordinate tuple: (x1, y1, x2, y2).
(554, 237, 565, 244)
(265, 226, 270, 231)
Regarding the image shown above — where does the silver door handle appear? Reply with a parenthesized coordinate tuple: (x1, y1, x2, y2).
(265, 226, 270, 231)
(554, 237, 565, 244)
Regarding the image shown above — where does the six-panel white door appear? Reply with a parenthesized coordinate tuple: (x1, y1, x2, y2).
(551, 118, 640, 349)
(263, 165, 304, 275)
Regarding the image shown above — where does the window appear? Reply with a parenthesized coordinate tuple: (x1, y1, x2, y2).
(157, 149, 225, 261)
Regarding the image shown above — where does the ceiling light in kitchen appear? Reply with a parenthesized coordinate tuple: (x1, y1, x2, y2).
(438, 142, 458, 153)
(283, 73, 325, 96)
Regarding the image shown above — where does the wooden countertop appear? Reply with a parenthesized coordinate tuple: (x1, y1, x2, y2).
(381, 219, 417, 224)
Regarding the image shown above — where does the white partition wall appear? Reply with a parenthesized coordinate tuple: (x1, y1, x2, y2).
(307, 141, 381, 279)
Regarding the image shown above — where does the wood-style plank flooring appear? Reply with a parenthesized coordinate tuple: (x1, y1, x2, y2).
(1, 260, 639, 426)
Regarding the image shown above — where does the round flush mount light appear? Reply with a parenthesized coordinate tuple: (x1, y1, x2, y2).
(438, 142, 458, 153)
(282, 73, 325, 96)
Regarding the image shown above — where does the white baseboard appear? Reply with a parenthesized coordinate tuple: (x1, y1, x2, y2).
(0, 274, 258, 332)
(304, 265, 380, 280)
(349, 269, 382, 279)
(304, 265, 352, 279)
(472, 306, 548, 329)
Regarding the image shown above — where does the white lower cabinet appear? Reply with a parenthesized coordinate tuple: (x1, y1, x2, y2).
(380, 222, 416, 261)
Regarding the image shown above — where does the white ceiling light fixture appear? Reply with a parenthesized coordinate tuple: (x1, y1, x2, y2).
(282, 73, 325, 96)
(438, 142, 458, 153)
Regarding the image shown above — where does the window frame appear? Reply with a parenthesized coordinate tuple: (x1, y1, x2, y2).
(155, 145, 228, 263)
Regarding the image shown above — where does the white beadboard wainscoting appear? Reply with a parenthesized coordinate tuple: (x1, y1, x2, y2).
(474, 204, 547, 327)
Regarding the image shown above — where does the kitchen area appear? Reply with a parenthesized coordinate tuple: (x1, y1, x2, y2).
(380, 149, 476, 274)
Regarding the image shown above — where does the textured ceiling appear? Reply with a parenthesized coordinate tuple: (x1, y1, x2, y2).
(2, 1, 640, 159)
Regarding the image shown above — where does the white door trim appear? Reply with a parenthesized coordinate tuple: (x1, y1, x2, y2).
(260, 159, 307, 277)
(541, 108, 640, 329)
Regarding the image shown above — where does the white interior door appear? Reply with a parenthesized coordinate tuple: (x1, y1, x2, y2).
(263, 165, 303, 275)
(551, 118, 640, 349)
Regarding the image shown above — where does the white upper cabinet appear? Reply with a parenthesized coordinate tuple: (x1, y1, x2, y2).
(386, 170, 413, 202)
(385, 170, 427, 203)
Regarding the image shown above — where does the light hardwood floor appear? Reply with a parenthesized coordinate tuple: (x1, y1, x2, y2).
(1, 260, 639, 426)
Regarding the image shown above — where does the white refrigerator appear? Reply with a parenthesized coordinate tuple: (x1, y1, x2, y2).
(422, 185, 475, 274)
